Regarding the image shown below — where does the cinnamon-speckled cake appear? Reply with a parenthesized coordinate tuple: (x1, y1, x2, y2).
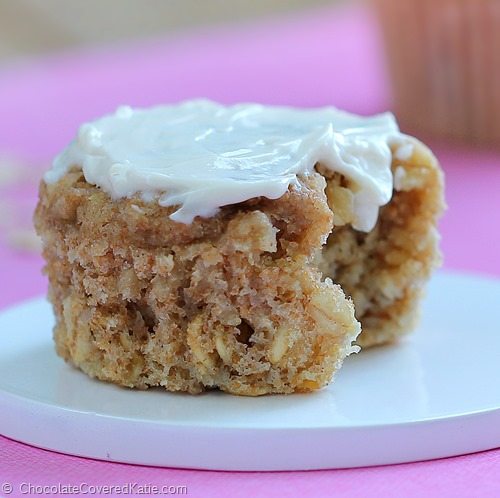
(34, 100, 444, 395)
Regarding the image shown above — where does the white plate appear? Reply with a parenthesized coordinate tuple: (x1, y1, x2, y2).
(0, 272, 499, 471)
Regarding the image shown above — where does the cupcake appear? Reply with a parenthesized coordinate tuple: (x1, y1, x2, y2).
(373, 0, 500, 144)
(34, 100, 443, 395)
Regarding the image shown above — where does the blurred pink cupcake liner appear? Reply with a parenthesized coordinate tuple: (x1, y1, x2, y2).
(374, 0, 500, 145)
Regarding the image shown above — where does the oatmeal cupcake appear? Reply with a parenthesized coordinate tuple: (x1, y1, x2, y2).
(34, 100, 444, 395)
(374, 0, 500, 144)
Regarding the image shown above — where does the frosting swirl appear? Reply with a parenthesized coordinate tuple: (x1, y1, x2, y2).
(45, 99, 407, 231)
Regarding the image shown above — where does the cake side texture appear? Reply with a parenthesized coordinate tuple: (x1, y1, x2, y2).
(34, 171, 361, 395)
(319, 137, 444, 347)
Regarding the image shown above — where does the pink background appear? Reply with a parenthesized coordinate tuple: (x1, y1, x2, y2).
(0, 4, 499, 497)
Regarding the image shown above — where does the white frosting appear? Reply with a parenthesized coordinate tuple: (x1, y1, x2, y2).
(45, 99, 407, 231)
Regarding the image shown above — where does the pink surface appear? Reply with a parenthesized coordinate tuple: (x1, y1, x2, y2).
(0, 4, 498, 497)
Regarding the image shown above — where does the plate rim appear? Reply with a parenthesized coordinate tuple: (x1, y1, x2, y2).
(1, 270, 499, 470)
